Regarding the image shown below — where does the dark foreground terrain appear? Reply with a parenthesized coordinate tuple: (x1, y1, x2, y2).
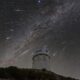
(0, 66, 78, 80)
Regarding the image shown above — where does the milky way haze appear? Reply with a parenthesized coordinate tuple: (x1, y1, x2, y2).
(0, 0, 80, 79)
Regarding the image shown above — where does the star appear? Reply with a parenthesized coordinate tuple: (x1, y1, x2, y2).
(15, 9, 24, 12)
(10, 29, 14, 32)
(38, 0, 41, 3)
(6, 37, 11, 40)
(53, 53, 57, 57)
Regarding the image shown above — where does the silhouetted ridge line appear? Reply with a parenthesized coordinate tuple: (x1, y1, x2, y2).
(0, 66, 78, 80)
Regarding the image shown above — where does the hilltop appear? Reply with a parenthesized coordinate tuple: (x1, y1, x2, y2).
(0, 66, 78, 80)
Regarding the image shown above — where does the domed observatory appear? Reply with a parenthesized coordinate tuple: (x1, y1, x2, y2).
(32, 46, 50, 70)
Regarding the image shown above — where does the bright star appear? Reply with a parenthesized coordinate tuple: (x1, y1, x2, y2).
(38, 0, 41, 3)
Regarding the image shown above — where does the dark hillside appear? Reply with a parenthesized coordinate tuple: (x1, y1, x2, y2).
(0, 66, 78, 80)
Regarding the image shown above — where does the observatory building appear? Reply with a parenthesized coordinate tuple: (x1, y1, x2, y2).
(32, 47, 50, 70)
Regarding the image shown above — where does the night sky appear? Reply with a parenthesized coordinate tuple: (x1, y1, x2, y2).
(0, 0, 80, 79)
